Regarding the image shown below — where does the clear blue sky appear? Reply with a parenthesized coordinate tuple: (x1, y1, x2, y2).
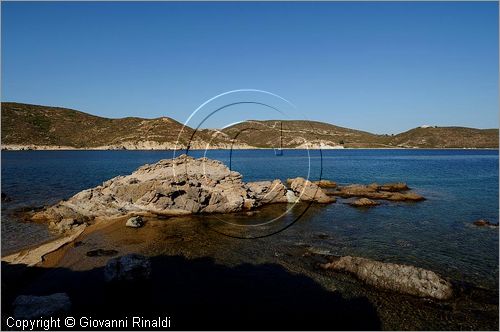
(2, 1, 498, 133)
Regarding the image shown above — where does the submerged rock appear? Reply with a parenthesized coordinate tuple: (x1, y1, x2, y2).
(287, 177, 336, 204)
(349, 198, 379, 207)
(86, 249, 119, 257)
(473, 219, 499, 228)
(1, 192, 10, 202)
(321, 256, 453, 300)
(126, 216, 144, 228)
(332, 183, 424, 202)
(104, 254, 152, 282)
(13, 293, 71, 319)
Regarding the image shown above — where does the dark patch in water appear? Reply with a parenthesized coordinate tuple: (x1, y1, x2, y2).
(86, 249, 119, 257)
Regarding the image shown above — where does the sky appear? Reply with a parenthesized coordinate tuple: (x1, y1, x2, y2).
(1, 1, 498, 134)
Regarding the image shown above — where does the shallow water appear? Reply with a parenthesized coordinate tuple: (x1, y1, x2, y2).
(1, 149, 498, 290)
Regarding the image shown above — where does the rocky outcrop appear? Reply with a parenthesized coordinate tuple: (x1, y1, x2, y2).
(31, 155, 333, 228)
(349, 198, 379, 207)
(331, 183, 424, 202)
(104, 254, 152, 282)
(13, 293, 71, 319)
(287, 177, 336, 204)
(321, 256, 453, 300)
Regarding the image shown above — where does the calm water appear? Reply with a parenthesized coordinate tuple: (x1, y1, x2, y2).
(1, 149, 498, 289)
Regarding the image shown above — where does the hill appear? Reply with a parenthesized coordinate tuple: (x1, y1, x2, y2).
(221, 120, 393, 148)
(0, 102, 244, 150)
(389, 126, 499, 149)
(1, 102, 498, 149)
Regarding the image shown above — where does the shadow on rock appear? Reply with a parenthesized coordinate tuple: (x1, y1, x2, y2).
(2, 256, 381, 330)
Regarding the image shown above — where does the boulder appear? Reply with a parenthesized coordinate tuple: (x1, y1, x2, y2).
(349, 198, 379, 207)
(104, 254, 152, 282)
(321, 256, 453, 300)
(126, 216, 144, 228)
(13, 293, 71, 319)
(287, 177, 336, 204)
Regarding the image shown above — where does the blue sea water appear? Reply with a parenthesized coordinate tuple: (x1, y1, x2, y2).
(1, 149, 498, 289)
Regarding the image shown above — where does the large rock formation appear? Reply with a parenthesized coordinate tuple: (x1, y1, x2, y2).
(31, 155, 332, 228)
(321, 256, 453, 300)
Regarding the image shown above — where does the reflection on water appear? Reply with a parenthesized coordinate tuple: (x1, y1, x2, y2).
(1, 149, 498, 290)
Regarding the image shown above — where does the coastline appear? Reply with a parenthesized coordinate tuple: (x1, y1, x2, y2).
(2, 144, 499, 151)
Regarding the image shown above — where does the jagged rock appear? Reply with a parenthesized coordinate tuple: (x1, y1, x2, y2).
(313, 180, 337, 188)
(349, 198, 379, 207)
(321, 256, 453, 300)
(287, 177, 336, 204)
(126, 216, 144, 228)
(332, 183, 424, 202)
(473, 219, 499, 228)
(13, 293, 71, 319)
(246, 180, 288, 204)
(104, 254, 152, 282)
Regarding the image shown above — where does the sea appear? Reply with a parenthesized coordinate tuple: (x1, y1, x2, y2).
(1, 149, 498, 290)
